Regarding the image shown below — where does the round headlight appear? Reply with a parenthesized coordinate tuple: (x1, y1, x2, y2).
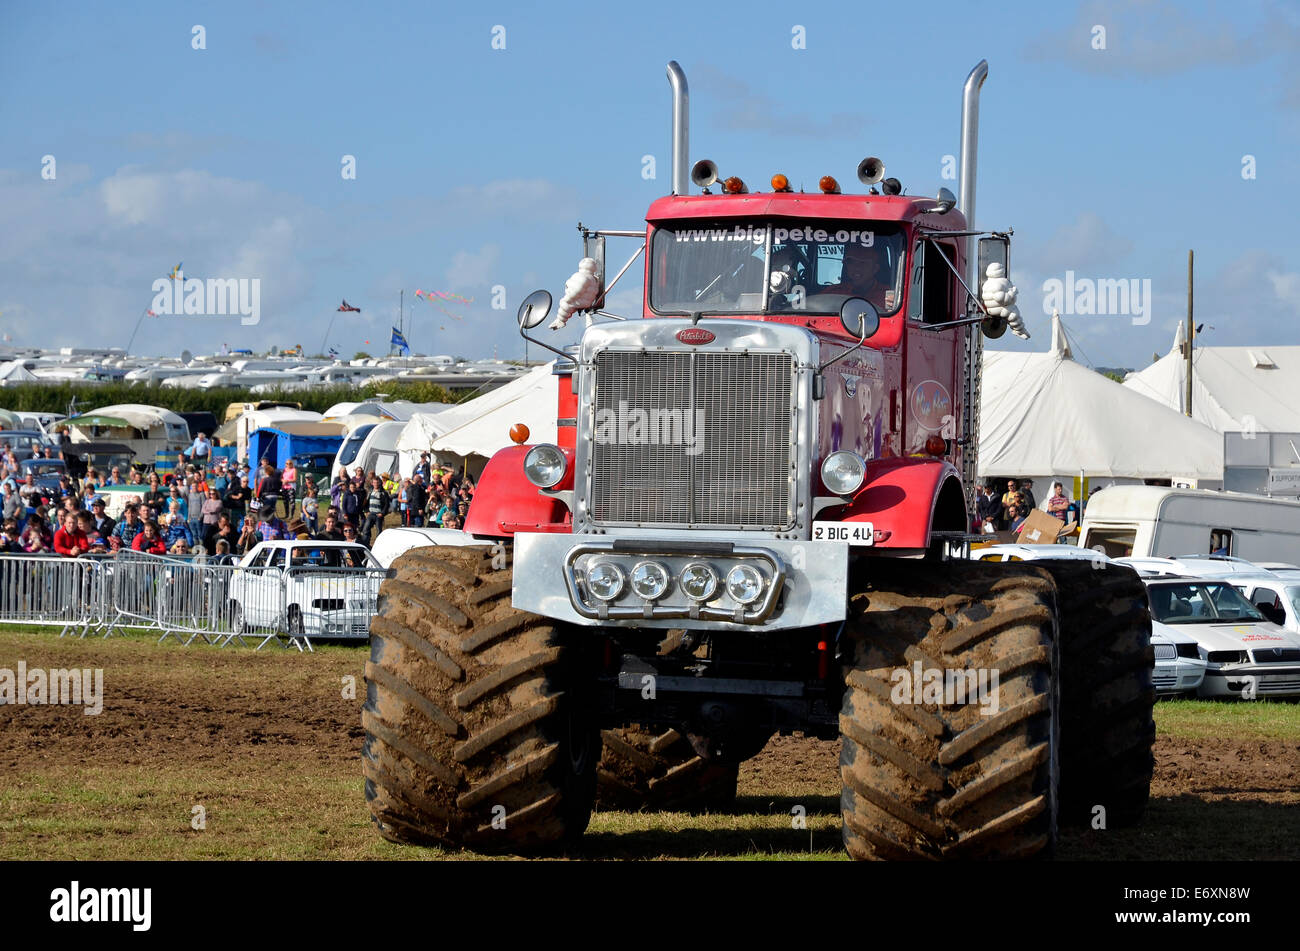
(523, 443, 567, 488)
(725, 564, 765, 605)
(821, 450, 866, 496)
(586, 561, 625, 601)
(679, 562, 719, 602)
(630, 561, 670, 601)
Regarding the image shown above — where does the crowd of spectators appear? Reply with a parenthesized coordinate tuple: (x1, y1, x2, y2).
(973, 478, 1083, 535)
(0, 439, 475, 562)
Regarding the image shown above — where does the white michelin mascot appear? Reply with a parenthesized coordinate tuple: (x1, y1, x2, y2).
(549, 257, 602, 330)
(980, 262, 1029, 339)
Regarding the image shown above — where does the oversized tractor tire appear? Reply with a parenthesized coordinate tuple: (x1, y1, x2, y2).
(362, 545, 598, 854)
(1035, 559, 1154, 827)
(839, 559, 1059, 860)
(596, 726, 739, 812)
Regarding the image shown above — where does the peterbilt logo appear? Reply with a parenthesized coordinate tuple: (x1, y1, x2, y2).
(676, 328, 716, 345)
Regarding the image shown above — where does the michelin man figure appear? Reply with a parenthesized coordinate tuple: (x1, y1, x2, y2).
(980, 262, 1029, 339)
(549, 257, 601, 330)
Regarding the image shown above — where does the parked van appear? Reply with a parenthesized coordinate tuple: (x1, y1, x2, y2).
(331, 421, 404, 484)
(1079, 486, 1300, 562)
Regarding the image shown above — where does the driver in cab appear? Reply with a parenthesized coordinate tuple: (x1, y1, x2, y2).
(822, 243, 896, 312)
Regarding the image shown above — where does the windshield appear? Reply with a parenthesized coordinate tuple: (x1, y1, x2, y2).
(1147, 582, 1266, 624)
(286, 545, 378, 569)
(650, 220, 906, 317)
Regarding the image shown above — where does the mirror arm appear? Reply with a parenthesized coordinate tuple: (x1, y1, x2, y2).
(518, 325, 572, 360)
(817, 331, 868, 374)
(920, 314, 990, 332)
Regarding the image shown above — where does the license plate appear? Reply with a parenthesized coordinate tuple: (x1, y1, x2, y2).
(811, 521, 874, 545)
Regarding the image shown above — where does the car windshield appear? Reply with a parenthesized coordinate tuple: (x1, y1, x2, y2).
(286, 545, 377, 569)
(23, 462, 63, 476)
(650, 220, 906, 316)
(1287, 586, 1300, 618)
(1147, 582, 1266, 624)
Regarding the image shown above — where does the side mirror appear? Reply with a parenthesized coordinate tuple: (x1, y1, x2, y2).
(583, 233, 607, 310)
(933, 187, 956, 214)
(517, 290, 553, 330)
(977, 235, 1010, 338)
(839, 298, 880, 341)
(977, 235, 1009, 299)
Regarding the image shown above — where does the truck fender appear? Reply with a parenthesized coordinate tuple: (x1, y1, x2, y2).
(826, 458, 967, 549)
(462, 445, 574, 538)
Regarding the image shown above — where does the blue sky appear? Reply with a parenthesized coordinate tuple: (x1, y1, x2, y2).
(1, 0, 1297, 368)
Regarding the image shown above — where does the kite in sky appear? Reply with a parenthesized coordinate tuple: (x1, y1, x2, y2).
(414, 288, 471, 321)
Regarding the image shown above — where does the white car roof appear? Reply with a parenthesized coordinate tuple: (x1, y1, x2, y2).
(971, 544, 1104, 562)
(1117, 555, 1271, 578)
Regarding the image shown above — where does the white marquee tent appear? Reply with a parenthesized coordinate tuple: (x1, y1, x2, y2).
(979, 317, 1223, 486)
(1122, 324, 1300, 434)
(395, 363, 559, 471)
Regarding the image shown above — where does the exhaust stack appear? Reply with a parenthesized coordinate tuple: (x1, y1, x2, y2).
(667, 61, 690, 196)
(958, 60, 987, 279)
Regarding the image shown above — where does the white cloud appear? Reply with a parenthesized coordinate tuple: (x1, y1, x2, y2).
(445, 243, 502, 288)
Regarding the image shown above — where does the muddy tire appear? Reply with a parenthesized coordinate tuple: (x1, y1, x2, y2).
(362, 545, 598, 854)
(839, 559, 1059, 860)
(1035, 559, 1154, 827)
(596, 726, 739, 812)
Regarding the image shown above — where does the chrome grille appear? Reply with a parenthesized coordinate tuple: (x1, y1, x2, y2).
(589, 349, 795, 528)
(1153, 643, 1177, 660)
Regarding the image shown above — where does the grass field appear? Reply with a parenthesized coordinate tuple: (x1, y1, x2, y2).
(0, 627, 1297, 861)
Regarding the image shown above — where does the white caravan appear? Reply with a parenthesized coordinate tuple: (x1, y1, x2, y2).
(1079, 486, 1300, 562)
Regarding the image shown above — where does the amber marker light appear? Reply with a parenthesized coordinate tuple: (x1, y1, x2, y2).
(818, 175, 840, 194)
(510, 423, 530, 445)
(722, 176, 747, 194)
(770, 173, 790, 192)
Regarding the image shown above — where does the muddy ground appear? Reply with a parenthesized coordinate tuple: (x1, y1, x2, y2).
(0, 632, 1296, 860)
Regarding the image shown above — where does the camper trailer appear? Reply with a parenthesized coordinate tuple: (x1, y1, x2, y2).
(1079, 486, 1300, 562)
(64, 404, 190, 462)
(331, 421, 405, 483)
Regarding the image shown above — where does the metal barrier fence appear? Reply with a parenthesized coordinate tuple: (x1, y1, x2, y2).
(0, 551, 385, 651)
(0, 554, 107, 638)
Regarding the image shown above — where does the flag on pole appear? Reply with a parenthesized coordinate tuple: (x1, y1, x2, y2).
(391, 326, 410, 355)
(338, 299, 361, 312)
(328, 347, 339, 358)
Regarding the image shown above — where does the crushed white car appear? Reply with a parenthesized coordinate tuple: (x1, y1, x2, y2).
(370, 526, 483, 569)
(1143, 576, 1300, 700)
(970, 543, 1107, 564)
(1150, 626, 1207, 697)
(228, 540, 385, 639)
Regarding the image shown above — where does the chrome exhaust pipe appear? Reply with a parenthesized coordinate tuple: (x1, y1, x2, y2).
(959, 60, 988, 509)
(667, 61, 690, 196)
(959, 59, 987, 277)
